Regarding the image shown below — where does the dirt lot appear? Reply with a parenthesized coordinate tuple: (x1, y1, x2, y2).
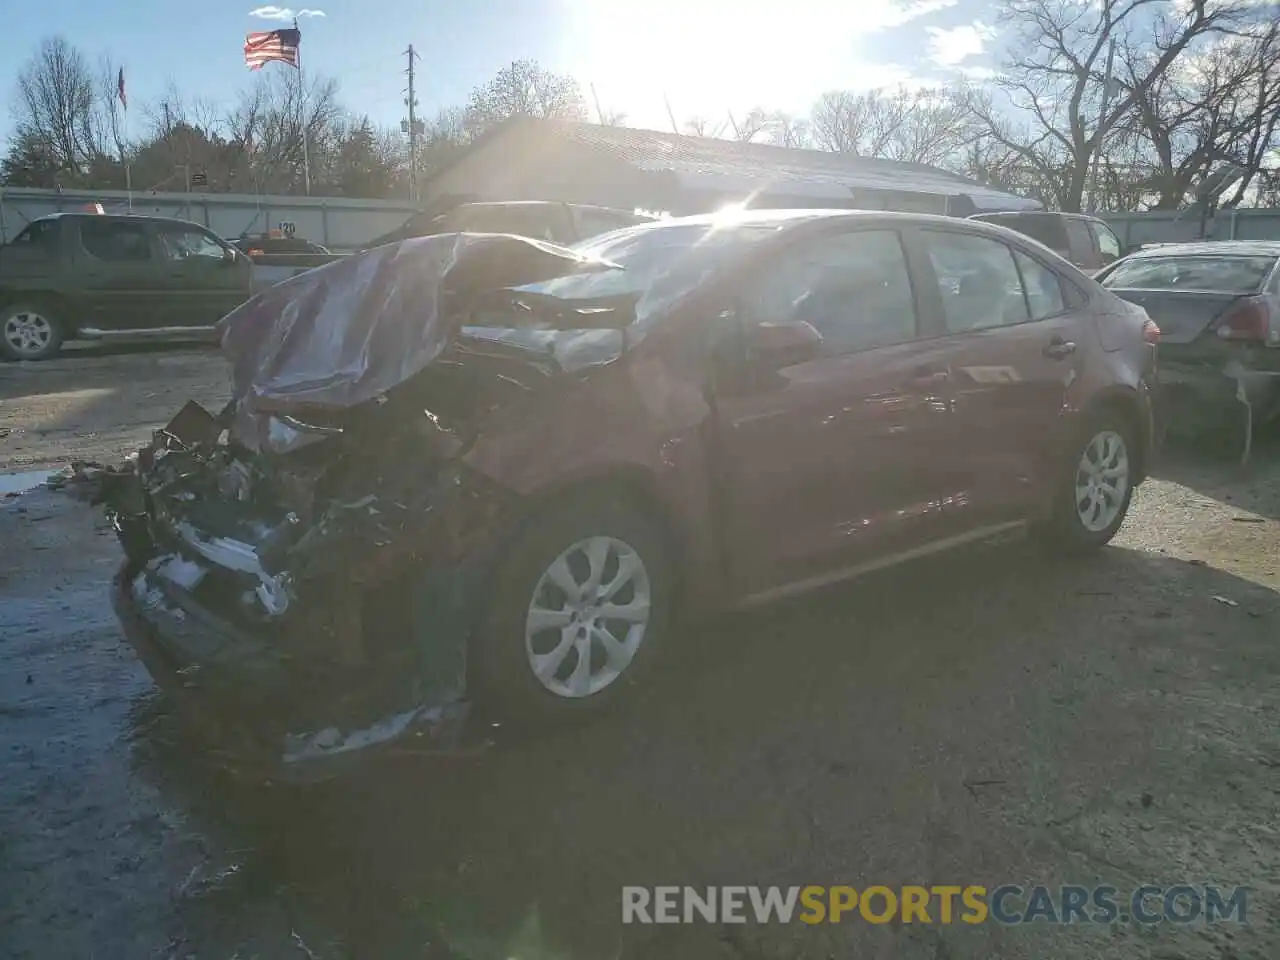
(2, 349, 1279, 959)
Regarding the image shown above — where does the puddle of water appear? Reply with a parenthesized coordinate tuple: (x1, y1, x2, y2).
(0, 469, 58, 496)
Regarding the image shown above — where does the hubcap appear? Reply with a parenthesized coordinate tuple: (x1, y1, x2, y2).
(1075, 429, 1129, 533)
(524, 535, 652, 699)
(3, 311, 53, 356)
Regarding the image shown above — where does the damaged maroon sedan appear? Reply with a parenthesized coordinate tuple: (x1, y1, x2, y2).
(107, 211, 1160, 778)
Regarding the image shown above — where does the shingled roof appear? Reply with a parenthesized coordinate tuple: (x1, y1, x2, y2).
(497, 118, 1037, 211)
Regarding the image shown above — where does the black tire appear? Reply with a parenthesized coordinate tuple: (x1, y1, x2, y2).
(1035, 410, 1137, 553)
(0, 301, 66, 361)
(470, 493, 674, 724)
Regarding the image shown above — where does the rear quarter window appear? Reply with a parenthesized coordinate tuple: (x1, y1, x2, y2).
(1102, 256, 1277, 293)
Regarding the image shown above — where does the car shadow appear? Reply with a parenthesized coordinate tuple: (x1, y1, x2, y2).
(124, 537, 1280, 959)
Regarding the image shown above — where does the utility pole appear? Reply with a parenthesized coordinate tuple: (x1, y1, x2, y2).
(404, 45, 420, 202)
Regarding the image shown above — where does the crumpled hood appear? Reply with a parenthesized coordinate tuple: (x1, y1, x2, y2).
(216, 232, 617, 454)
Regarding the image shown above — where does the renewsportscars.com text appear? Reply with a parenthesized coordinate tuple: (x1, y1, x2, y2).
(622, 884, 1249, 925)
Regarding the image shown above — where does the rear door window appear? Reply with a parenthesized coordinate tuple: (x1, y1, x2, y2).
(1012, 250, 1067, 319)
(921, 231, 1030, 332)
(1101, 256, 1277, 293)
(80, 220, 152, 262)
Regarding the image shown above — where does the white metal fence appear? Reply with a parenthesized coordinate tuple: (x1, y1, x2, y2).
(0, 186, 421, 251)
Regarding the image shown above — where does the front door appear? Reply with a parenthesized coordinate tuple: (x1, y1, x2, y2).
(153, 222, 248, 327)
(910, 227, 1088, 529)
(710, 226, 957, 598)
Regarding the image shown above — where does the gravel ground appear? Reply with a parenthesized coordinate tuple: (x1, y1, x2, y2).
(1, 349, 1278, 959)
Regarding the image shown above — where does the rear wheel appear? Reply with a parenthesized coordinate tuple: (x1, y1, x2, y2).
(0, 302, 66, 361)
(470, 495, 673, 724)
(1037, 413, 1136, 552)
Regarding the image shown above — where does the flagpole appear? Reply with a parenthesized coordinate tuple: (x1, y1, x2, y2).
(295, 18, 311, 196)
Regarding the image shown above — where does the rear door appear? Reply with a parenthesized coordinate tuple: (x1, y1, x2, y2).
(711, 225, 959, 597)
(75, 218, 164, 331)
(910, 227, 1088, 527)
(153, 222, 248, 326)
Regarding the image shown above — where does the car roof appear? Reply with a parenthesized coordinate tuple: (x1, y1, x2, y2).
(30, 212, 208, 227)
(971, 210, 1104, 223)
(598, 207, 1034, 237)
(1120, 240, 1280, 260)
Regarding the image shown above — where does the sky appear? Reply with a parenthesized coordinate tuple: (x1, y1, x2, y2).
(0, 0, 1004, 144)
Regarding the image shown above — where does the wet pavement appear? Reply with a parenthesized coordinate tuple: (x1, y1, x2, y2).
(2, 443, 1279, 958)
(4, 345, 1280, 958)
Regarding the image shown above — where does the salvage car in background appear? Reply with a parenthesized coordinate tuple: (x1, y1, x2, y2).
(969, 211, 1126, 276)
(1096, 241, 1280, 460)
(0, 213, 253, 361)
(106, 210, 1159, 778)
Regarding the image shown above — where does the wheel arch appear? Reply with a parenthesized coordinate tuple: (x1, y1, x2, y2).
(509, 466, 689, 596)
(0, 291, 75, 331)
(1080, 385, 1151, 482)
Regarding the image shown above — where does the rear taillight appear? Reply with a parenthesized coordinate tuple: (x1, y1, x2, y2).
(1142, 318, 1161, 344)
(1213, 297, 1272, 342)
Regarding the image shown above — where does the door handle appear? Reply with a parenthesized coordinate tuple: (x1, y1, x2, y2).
(1043, 337, 1077, 359)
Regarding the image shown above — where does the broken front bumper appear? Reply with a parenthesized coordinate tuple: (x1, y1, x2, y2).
(113, 558, 474, 783)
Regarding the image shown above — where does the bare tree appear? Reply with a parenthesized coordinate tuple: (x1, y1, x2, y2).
(10, 36, 102, 173)
(810, 87, 979, 165)
(224, 71, 341, 194)
(973, 0, 1255, 211)
(463, 59, 587, 137)
(682, 115, 727, 138)
(1125, 22, 1280, 209)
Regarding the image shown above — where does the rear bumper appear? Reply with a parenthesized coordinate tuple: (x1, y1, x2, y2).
(1158, 357, 1280, 432)
(113, 560, 471, 783)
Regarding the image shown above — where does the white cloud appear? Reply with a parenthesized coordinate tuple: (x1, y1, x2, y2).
(926, 20, 998, 67)
(248, 6, 326, 20)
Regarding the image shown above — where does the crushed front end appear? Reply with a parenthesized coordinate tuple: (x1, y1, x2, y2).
(102, 233, 633, 778)
(106, 396, 514, 780)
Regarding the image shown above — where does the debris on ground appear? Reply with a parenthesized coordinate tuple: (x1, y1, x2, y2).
(45, 459, 134, 503)
(1212, 595, 1240, 607)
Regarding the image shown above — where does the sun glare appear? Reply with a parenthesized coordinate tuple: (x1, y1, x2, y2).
(554, 0, 918, 129)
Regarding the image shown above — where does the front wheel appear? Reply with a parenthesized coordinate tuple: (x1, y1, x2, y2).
(1037, 415, 1136, 552)
(0, 302, 66, 361)
(470, 495, 673, 724)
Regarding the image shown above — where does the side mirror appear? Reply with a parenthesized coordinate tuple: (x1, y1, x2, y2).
(746, 319, 823, 368)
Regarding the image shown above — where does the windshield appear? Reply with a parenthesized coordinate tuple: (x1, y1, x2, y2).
(1102, 255, 1277, 293)
(520, 220, 785, 325)
(464, 220, 785, 369)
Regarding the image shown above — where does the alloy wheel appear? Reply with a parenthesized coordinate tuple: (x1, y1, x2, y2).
(1075, 429, 1130, 533)
(3, 311, 54, 358)
(524, 535, 652, 698)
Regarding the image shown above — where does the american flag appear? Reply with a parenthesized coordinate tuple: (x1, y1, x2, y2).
(244, 28, 301, 70)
